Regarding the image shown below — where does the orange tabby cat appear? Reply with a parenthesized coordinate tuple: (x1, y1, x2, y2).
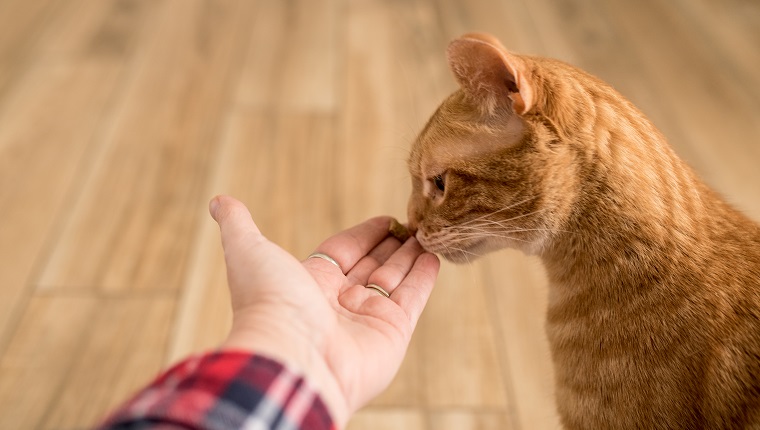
(407, 33, 760, 429)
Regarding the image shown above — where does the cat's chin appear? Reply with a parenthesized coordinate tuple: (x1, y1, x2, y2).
(439, 250, 484, 264)
(427, 238, 538, 263)
(425, 239, 491, 264)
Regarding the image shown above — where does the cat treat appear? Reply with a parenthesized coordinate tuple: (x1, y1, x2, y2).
(388, 218, 411, 242)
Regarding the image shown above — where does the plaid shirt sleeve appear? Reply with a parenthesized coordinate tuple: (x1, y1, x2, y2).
(97, 351, 335, 430)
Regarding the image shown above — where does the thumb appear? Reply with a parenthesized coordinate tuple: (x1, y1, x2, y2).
(209, 195, 263, 250)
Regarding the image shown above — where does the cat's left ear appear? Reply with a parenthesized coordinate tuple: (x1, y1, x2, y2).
(447, 33, 533, 115)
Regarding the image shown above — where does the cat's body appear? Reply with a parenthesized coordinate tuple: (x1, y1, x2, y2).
(407, 33, 760, 428)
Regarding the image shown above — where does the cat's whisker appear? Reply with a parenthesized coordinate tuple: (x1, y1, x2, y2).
(442, 229, 535, 244)
(429, 233, 481, 255)
(452, 233, 534, 244)
(460, 219, 532, 233)
(452, 223, 563, 240)
(458, 196, 540, 227)
(456, 225, 568, 236)
(450, 224, 499, 236)
(461, 209, 551, 232)
(456, 213, 575, 236)
(455, 220, 557, 236)
(432, 238, 480, 265)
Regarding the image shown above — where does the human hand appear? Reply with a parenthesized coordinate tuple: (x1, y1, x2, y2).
(210, 196, 440, 428)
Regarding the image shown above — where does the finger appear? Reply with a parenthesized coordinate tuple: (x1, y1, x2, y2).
(345, 237, 402, 288)
(305, 216, 392, 274)
(209, 195, 263, 245)
(209, 196, 265, 266)
(337, 284, 373, 313)
(366, 238, 425, 295)
(390, 253, 440, 328)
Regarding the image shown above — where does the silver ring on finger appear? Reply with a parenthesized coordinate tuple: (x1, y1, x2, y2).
(307, 252, 342, 272)
(365, 283, 390, 298)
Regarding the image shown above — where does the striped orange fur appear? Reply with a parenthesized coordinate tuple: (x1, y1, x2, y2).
(407, 33, 760, 428)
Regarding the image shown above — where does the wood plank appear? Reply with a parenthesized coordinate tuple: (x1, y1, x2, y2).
(167, 231, 231, 364)
(713, 0, 760, 54)
(341, 0, 407, 224)
(341, 0, 447, 225)
(339, 0, 451, 409)
(0, 296, 98, 429)
(234, 0, 340, 111)
(667, 0, 760, 110)
(347, 408, 426, 430)
(34, 0, 161, 61)
(0, 0, 58, 62)
(435, 0, 551, 55)
(37, 0, 255, 292)
(429, 410, 514, 430)
(0, 61, 121, 347)
(0, 64, 12, 102)
(419, 263, 509, 408)
(369, 332, 423, 407)
(514, 0, 692, 158)
(168, 111, 341, 362)
(632, 0, 760, 145)
(483, 251, 561, 430)
(168, 105, 428, 405)
(0, 3, 756, 430)
(0, 0, 61, 104)
(389, 0, 457, 125)
(41, 296, 175, 430)
(598, 0, 760, 218)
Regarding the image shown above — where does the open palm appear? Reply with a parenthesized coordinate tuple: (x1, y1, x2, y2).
(211, 196, 440, 427)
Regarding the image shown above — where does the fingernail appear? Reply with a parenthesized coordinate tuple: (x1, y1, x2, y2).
(209, 196, 221, 220)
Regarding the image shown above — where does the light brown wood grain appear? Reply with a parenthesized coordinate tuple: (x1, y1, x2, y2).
(34, 0, 159, 61)
(599, 0, 760, 218)
(341, 0, 407, 223)
(0, 297, 98, 429)
(41, 296, 175, 429)
(369, 337, 424, 407)
(235, 0, 340, 111)
(429, 410, 515, 430)
(0, 0, 758, 428)
(419, 263, 509, 408)
(0, 62, 120, 344)
(37, 0, 255, 292)
(347, 408, 426, 430)
(170, 110, 342, 361)
(483, 251, 561, 429)
(0, 0, 56, 62)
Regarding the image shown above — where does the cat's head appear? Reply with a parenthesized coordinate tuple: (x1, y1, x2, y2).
(408, 33, 601, 262)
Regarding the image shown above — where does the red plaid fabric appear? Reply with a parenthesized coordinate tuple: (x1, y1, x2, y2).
(98, 351, 335, 430)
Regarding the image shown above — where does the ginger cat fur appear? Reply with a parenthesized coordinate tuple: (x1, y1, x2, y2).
(407, 33, 760, 429)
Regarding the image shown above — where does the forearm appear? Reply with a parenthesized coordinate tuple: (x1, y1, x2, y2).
(98, 351, 335, 430)
(221, 316, 350, 428)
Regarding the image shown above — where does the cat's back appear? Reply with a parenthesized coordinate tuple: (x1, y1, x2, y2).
(700, 203, 760, 427)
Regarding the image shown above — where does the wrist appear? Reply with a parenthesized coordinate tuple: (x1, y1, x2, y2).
(220, 319, 350, 428)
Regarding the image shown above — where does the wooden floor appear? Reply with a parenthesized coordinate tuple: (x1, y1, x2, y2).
(1, 0, 759, 428)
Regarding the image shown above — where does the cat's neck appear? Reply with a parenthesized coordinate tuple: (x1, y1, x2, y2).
(537, 127, 754, 306)
(538, 96, 699, 281)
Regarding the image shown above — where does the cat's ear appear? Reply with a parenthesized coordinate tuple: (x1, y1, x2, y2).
(447, 33, 533, 115)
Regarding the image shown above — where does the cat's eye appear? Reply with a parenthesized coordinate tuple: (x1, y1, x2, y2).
(433, 174, 445, 192)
